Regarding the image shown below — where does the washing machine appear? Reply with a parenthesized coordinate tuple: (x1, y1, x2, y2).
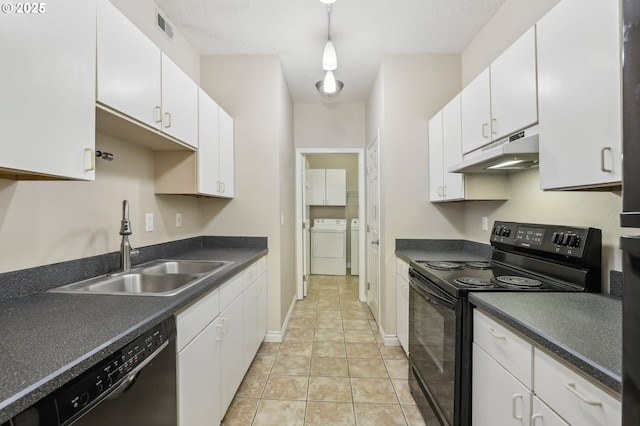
(350, 218, 359, 275)
(311, 218, 347, 275)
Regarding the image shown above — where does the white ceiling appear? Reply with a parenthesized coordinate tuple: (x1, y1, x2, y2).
(155, 0, 506, 103)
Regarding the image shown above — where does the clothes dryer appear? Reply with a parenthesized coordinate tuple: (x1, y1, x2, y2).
(311, 219, 347, 275)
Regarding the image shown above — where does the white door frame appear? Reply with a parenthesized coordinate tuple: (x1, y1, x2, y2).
(295, 148, 366, 301)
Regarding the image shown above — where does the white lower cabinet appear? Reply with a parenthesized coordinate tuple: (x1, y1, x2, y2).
(219, 292, 245, 414)
(531, 396, 569, 426)
(177, 316, 222, 426)
(473, 309, 621, 426)
(176, 256, 268, 425)
(473, 343, 532, 425)
(472, 310, 532, 425)
(395, 258, 409, 355)
(534, 348, 621, 426)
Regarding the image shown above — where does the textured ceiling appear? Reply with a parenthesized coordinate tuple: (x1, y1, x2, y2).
(155, 0, 506, 103)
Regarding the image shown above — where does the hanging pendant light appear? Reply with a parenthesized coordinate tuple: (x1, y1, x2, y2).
(315, 0, 343, 98)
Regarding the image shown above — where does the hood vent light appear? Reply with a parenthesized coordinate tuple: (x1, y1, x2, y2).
(449, 125, 539, 174)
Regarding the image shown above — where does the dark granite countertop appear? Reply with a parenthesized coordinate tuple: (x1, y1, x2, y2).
(0, 238, 267, 422)
(395, 239, 493, 265)
(469, 292, 621, 394)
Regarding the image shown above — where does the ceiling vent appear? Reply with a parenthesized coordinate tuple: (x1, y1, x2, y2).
(156, 9, 174, 41)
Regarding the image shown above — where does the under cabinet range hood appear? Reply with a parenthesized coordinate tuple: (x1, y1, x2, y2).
(449, 125, 539, 173)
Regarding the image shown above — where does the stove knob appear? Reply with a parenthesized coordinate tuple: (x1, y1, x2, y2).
(568, 235, 580, 248)
(562, 234, 572, 246)
(552, 232, 562, 244)
(501, 228, 511, 237)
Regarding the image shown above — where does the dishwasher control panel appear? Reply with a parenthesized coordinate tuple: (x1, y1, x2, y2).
(54, 318, 176, 426)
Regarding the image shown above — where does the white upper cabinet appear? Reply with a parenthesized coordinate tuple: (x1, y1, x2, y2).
(155, 89, 235, 198)
(461, 27, 538, 154)
(429, 96, 465, 201)
(0, 0, 96, 180)
(429, 95, 508, 202)
(97, 0, 161, 131)
(217, 107, 235, 198)
(97, 0, 197, 149)
(196, 90, 221, 196)
(308, 169, 347, 206)
(490, 27, 538, 141)
(461, 69, 492, 154)
(537, 0, 622, 190)
(160, 53, 199, 147)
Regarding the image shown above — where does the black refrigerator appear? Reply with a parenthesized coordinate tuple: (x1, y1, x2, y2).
(622, 0, 640, 422)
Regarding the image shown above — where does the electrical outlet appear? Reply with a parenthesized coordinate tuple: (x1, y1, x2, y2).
(176, 213, 182, 227)
(145, 213, 154, 232)
(482, 216, 488, 231)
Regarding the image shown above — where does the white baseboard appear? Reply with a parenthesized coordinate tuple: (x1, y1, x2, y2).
(377, 323, 401, 347)
(263, 294, 297, 343)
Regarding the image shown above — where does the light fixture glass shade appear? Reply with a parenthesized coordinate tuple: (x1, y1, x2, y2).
(322, 40, 337, 71)
(323, 71, 337, 93)
(316, 73, 343, 98)
(319, 0, 336, 4)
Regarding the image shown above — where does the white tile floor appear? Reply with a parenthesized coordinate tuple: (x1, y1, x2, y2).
(220, 274, 428, 425)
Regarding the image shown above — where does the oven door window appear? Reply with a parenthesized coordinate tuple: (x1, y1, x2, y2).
(409, 277, 461, 425)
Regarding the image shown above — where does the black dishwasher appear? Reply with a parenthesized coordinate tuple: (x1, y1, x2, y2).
(9, 317, 177, 426)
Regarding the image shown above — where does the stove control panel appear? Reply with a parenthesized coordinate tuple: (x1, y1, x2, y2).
(490, 221, 601, 259)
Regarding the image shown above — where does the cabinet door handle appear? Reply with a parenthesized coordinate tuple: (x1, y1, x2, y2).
(216, 323, 224, 341)
(482, 123, 489, 138)
(600, 147, 612, 172)
(437, 186, 443, 197)
(512, 394, 523, 420)
(221, 182, 225, 193)
(84, 148, 95, 172)
(491, 118, 498, 135)
(222, 317, 229, 334)
(164, 112, 172, 128)
(154, 106, 162, 123)
(487, 328, 507, 339)
(531, 413, 543, 426)
(443, 185, 447, 198)
(565, 382, 603, 406)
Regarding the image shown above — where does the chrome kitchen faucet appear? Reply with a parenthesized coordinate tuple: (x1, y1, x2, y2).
(119, 200, 139, 271)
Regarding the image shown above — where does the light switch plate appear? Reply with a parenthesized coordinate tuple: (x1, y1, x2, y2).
(146, 213, 154, 232)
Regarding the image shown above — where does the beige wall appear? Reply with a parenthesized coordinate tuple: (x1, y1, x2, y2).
(0, 133, 202, 273)
(367, 54, 464, 336)
(294, 104, 366, 149)
(459, 0, 622, 290)
(199, 55, 295, 334)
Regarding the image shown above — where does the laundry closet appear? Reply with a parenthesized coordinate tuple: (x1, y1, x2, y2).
(305, 154, 359, 276)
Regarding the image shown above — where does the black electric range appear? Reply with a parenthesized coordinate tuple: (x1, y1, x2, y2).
(407, 221, 602, 426)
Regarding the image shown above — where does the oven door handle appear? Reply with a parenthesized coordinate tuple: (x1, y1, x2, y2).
(409, 278, 455, 310)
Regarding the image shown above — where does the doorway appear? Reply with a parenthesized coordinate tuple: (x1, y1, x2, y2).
(295, 148, 366, 302)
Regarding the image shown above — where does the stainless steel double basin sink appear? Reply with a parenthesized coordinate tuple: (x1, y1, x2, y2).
(50, 259, 233, 297)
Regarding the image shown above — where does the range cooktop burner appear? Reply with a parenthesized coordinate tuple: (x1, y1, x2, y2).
(493, 275, 542, 288)
(453, 277, 493, 287)
(465, 261, 492, 270)
(422, 261, 463, 271)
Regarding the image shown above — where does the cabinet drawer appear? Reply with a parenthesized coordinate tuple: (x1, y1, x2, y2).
(176, 288, 220, 352)
(220, 272, 244, 309)
(473, 310, 533, 388)
(534, 348, 620, 426)
(396, 258, 409, 279)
